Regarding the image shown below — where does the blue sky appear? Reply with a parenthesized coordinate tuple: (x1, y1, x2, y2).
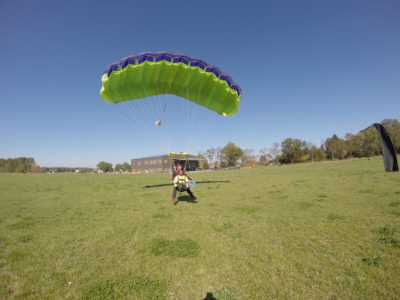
(1, 0, 399, 167)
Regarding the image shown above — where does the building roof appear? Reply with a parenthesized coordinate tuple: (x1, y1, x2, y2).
(131, 153, 205, 161)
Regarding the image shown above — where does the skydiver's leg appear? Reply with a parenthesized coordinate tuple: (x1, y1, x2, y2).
(172, 187, 177, 202)
(187, 188, 197, 200)
(171, 171, 176, 182)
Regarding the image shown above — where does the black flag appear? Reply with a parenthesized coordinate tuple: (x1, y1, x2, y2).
(368, 123, 399, 172)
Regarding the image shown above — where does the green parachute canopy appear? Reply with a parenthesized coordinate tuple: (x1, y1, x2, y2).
(100, 52, 242, 116)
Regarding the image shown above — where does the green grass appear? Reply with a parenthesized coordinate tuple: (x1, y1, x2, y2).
(149, 237, 200, 258)
(0, 157, 399, 299)
(82, 276, 167, 300)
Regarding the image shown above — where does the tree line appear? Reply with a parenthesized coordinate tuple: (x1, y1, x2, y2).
(96, 161, 131, 173)
(0, 158, 96, 173)
(0, 157, 40, 173)
(2, 119, 398, 173)
(200, 119, 400, 167)
(0, 157, 133, 173)
(45, 167, 94, 173)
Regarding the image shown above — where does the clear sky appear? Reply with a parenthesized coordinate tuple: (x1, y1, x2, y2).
(1, 0, 399, 167)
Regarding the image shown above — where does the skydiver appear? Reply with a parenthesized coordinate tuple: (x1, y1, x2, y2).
(171, 164, 197, 203)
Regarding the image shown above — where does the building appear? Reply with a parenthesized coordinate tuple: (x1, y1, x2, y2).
(130, 153, 204, 173)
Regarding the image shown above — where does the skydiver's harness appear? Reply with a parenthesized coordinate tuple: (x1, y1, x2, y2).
(174, 175, 190, 192)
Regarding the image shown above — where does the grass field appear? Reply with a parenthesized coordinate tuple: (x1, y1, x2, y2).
(0, 157, 399, 299)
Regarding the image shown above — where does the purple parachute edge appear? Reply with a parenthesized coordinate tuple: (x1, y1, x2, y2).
(103, 51, 242, 96)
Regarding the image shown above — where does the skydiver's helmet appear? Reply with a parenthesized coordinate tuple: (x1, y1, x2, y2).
(176, 164, 183, 176)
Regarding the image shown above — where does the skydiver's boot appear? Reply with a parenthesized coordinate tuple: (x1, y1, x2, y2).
(187, 189, 196, 201)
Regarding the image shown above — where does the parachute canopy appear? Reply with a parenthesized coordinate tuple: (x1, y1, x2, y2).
(370, 123, 399, 172)
(100, 52, 242, 116)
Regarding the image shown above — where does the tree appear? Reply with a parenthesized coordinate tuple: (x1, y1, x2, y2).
(350, 133, 366, 157)
(279, 138, 308, 164)
(28, 162, 40, 173)
(215, 147, 222, 167)
(241, 148, 257, 166)
(97, 161, 113, 172)
(0, 157, 37, 173)
(196, 153, 209, 169)
(268, 143, 281, 164)
(204, 147, 223, 167)
(325, 134, 347, 160)
(344, 133, 356, 158)
(122, 162, 131, 171)
(258, 148, 269, 165)
(220, 142, 243, 167)
(114, 162, 131, 172)
(205, 147, 222, 167)
(308, 145, 327, 161)
(205, 148, 216, 166)
(362, 129, 380, 157)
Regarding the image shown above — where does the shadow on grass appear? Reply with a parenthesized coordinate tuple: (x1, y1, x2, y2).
(143, 180, 230, 189)
(143, 183, 172, 188)
(174, 195, 198, 205)
(197, 180, 230, 184)
(203, 292, 217, 300)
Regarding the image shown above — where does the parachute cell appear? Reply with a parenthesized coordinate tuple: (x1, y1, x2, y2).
(100, 52, 241, 116)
